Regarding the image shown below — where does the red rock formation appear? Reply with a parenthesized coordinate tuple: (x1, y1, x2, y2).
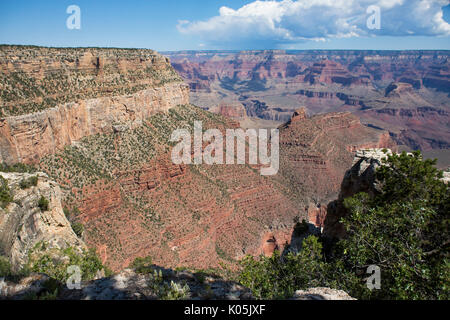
(262, 233, 279, 257)
(210, 102, 247, 120)
(308, 204, 327, 229)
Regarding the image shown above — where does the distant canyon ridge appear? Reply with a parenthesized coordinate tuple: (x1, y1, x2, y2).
(164, 50, 450, 166)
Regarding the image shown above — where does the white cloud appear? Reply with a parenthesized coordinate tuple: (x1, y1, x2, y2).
(177, 0, 450, 47)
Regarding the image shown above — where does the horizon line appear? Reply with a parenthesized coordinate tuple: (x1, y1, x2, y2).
(1, 44, 450, 53)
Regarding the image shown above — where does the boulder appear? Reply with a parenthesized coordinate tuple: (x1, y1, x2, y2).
(292, 287, 356, 300)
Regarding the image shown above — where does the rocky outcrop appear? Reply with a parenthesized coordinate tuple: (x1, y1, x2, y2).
(443, 171, 450, 184)
(324, 148, 450, 239)
(1, 266, 355, 300)
(1, 267, 253, 300)
(0, 171, 85, 271)
(0, 273, 51, 299)
(323, 149, 391, 239)
(339, 149, 391, 199)
(59, 268, 252, 300)
(292, 287, 356, 300)
(209, 102, 247, 120)
(0, 46, 182, 116)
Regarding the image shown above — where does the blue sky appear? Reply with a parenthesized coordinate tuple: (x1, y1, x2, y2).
(1, 0, 449, 51)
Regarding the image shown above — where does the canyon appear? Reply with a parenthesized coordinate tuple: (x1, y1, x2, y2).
(164, 50, 450, 164)
(0, 46, 395, 273)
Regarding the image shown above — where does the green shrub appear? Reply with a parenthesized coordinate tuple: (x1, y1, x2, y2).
(28, 245, 105, 282)
(0, 256, 11, 277)
(0, 163, 35, 173)
(71, 222, 84, 238)
(146, 269, 190, 300)
(38, 196, 49, 212)
(239, 236, 330, 299)
(19, 176, 38, 189)
(130, 256, 153, 274)
(0, 176, 13, 209)
(332, 151, 450, 300)
(63, 207, 71, 219)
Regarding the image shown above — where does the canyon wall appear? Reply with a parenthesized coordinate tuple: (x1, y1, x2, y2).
(0, 82, 189, 164)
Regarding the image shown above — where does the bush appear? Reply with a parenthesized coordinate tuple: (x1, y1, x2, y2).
(239, 236, 330, 299)
(71, 222, 84, 238)
(0, 163, 35, 173)
(19, 176, 38, 189)
(0, 176, 13, 209)
(38, 196, 49, 212)
(130, 256, 153, 274)
(332, 151, 450, 300)
(63, 207, 71, 219)
(28, 245, 105, 282)
(0, 256, 11, 277)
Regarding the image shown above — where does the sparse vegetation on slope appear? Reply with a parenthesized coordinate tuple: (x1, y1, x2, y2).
(36, 104, 304, 271)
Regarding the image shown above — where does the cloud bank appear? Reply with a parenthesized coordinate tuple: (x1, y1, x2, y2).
(177, 0, 450, 47)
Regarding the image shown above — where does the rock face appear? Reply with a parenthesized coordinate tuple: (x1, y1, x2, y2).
(443, 171, 450, 184)
(0, 171, 85, 271)
(339, 149, 392, 199)
(323, 149, 391, 239)
(165, 50, 450, 154)
(0, 273, 51, 299)
(209, 102, 247, 120)
(292, 287, 356, 300)
(0, 82, 189, 164)
(1, 46, 182, 116)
